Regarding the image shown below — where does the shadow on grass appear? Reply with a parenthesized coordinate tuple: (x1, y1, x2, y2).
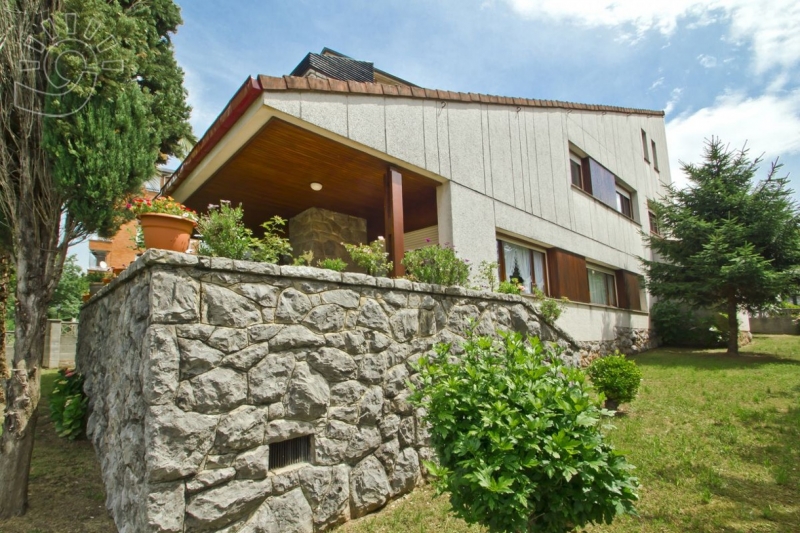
(630, 349, 800, 370)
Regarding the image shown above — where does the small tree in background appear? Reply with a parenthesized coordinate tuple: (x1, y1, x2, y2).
(643, 138, 800, 355)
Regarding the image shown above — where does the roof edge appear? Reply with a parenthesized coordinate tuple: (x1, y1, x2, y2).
(257, 74, 665, 117)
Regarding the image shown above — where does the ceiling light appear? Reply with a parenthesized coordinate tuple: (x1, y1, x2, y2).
(310, 182, 323, 191)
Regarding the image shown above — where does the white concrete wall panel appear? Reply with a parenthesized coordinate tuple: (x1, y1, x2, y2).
(448, 183, 497, 269)
(346, 95, 386, 153)
(298, 92, 348, 137)
(422, 100, 441, 176)
(385, 99, 426, 169)
(446, 103, 486, 192)
(508, 111, 529, 212)
(486, 107, 516, 206)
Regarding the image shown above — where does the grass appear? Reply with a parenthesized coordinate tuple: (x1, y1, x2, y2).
(0, 336, 798, 532)
(339, 335, 800, 533)
(0, 370, 114, 533)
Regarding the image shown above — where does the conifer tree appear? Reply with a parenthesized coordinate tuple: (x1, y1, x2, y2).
(0, 0, 192, 515)
(643, 138, 800, 355)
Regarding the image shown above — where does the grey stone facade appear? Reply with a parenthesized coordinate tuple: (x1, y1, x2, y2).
(289, 208, 367, 268)
(78, 250, 640, 533)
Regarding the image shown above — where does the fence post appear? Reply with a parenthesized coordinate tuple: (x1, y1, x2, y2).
(44, 319, 62, 368)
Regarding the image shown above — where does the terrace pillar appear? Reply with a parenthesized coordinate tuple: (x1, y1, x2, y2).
(384, 167, 405, 278)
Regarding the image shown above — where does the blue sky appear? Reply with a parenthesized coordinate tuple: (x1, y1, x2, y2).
(72, 0, 800, 268)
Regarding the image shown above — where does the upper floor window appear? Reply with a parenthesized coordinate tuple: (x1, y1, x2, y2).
(498, 240, 547, 295)
(651, 140, 659, 171)
(569, 151, 592, 194)
(588, 266, 617, 306)
(616, 186, 633, 219)
(648, 211, 661, 235)
(641, 130, 650, 163)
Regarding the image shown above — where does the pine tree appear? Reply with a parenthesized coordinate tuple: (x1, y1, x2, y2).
(643, 138, 800, 355)
(0, 0, 192, 515)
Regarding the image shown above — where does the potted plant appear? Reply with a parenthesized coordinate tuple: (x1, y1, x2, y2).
(128, 196, 198, 253)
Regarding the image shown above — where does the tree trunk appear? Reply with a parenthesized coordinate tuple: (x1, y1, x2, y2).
(0, 252, 10, 404)
(0, 241, 56, 517)
(726, 294, 739, 356)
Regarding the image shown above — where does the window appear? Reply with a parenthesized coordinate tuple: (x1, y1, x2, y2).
(588, 267, 617, 306)
(616, 187, 633, 219)
(570, 152, 584, 189)
(269, 435, 311, 471)
(641, 130, 650, 162)
(648, 211, 660, 235)
(498, 240, 547, 294)
(651, 140, 659, 171)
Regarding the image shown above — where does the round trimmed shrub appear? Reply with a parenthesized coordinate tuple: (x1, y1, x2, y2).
(587, 353, 642, 407)
(402, 244, 470, 286)
(411, 332, 639, 533)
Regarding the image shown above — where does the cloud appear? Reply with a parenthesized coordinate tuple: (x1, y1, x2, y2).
(664, 87, 684, 115)
(697, 54, 717, 68)
(649, 77, 665, 90)
(666, 89, 800, 188)
(503, 0, 800, 73)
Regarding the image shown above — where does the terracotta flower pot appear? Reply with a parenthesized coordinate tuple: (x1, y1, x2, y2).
(139, 213, 196, 253)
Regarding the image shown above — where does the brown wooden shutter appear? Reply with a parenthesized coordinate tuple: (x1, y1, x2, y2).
(615, 270, 642, 311)
(546, 248, 590, 303)
(580, 158, 592, 194)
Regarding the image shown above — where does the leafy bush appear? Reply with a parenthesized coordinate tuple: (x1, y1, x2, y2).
(411, 331, 639, 533)
(497, 280, 522, 294)
(127, 195, 198, 222)
(343, 239, 393, 277)
(197, 201, 292, 263)
(587, 353, 642, 407)
(49, 368, 88, 440)
(402, 244, 470, 286)
(317, 258, 347, 272)
(651, 300, 726, 347)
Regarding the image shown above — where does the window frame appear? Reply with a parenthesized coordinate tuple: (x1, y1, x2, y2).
(497, 238, 549, 296)
(641, 130, 650, 163)
(587, 264, 617, 307)
(615, 186, 633, 219)
(648, 210, 661, 235)
(569, 151, 585, 190)
(651, 140, 659, 171)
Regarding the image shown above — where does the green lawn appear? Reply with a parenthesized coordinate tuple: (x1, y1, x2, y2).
(339, 335, 800, 533)
(1, 336, 798, 533)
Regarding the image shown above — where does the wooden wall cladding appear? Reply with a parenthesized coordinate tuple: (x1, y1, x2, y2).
(546, 248, 590, 303)
(615, 270, 642, 311)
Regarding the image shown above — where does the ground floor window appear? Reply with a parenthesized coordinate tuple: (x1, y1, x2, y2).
(498, 240, 547, 294)
(588, 266, 616, 306)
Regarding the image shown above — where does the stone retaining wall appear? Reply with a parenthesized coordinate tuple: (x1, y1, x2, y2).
(77, 250, 646, 533)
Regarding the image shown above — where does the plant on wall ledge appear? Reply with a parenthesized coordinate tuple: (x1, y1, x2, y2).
(343, 238, 393, 277)
(497, 280, 522, 295)
(402, 243, 470, 286)
(197, 201, 292, 263)
(317, 258, 347, 272)
(532, 287, 569, 324)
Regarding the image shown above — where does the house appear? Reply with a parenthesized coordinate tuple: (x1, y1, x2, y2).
(163, 48, 671, 347)
(88, 170, 171, 272)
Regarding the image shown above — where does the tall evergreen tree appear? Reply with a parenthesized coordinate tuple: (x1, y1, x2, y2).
(643, 138, 800, 355)
(0, 0, 192, 515)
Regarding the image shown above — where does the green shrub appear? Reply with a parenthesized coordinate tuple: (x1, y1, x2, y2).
(402, 244, 470, 286)
(476, 260, 499, 292)
(343, 239, 393, 277)
(651, 300, 726, 347)
(293, 250, 314, 266)
(197, 201, 292, 263)
(317, 258, 347, 272)
(587, 353, 642, 407)
(411, 331, 639, 533)
(532, 287, 568, 324)
(49, 368, 88, 440)
(497, 280, 522, 294)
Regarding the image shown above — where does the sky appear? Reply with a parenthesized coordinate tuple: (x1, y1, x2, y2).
(72, 0, 800, 268)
